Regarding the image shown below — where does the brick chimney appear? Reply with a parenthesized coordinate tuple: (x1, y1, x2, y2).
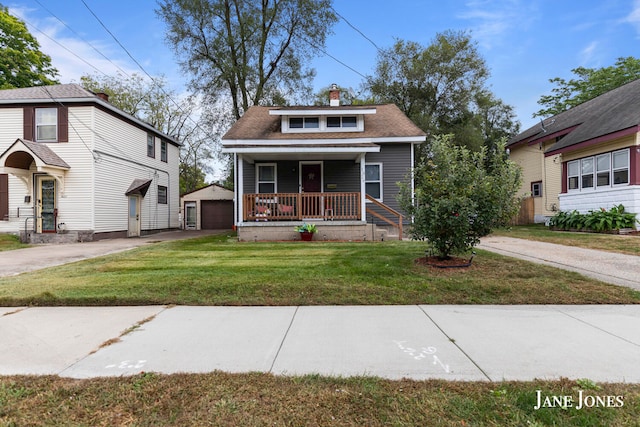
(329, 83, 340, 107)
(96, 92, 109, 102)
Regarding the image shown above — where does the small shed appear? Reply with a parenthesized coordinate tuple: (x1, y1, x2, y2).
(180, 184, 234, 230)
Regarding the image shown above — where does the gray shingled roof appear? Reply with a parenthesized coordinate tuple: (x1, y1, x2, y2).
(222, 104, 426, 141)
(508, 78, 640, 153)
(0, 84, 96, 100)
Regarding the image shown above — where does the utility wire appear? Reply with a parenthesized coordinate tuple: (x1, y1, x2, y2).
(330, 5, 381, 52)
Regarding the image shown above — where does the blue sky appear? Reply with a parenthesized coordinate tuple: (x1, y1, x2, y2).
(7, 0, 640, 131)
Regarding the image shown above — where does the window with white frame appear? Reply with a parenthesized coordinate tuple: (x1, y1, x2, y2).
(567, 149, 629, 191)
(365, 163, 382, 201)
(613, 150, 629, 184)
(327, 116, 357, 128)
(289, 117, 319, 129)
(35, 108, 57, 142)
(147, 133, 155, 158)
(161, 140, 167, 162)
(256, 163, 277, 193)
(531, 181, 542, 197)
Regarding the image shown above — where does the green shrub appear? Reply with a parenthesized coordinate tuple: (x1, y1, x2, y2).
(550, 204, 638, 233)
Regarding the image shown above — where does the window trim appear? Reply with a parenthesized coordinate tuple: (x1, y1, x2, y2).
(531, 181, 542, 197)
(566, 148, 630, 192)
(256, 163, 277, 194)
(157, 185, 167, 204)
(365, 162, 383, 202)
(147, 133, 155, 158)
(35, 107, 58, 142)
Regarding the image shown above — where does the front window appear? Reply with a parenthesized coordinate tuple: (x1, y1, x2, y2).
(613, 150, 629, 185)
(157, 185, 167, 204)
(567, 149, 629, 191)
(36, 108, 57, 142)
(327, 116, 357, 128)
(147, 134, 155, 158)
(365, 163, 382, 200)
(257, 163, 277, 193)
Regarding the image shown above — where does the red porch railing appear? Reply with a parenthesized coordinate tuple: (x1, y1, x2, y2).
(243, 192, 361, 221)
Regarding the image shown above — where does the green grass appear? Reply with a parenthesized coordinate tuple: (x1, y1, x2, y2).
(0, 234, 638, 306)
(0, 233, 28, 252)
(493, 224, 640, 256)
(1, 374, 638, 426)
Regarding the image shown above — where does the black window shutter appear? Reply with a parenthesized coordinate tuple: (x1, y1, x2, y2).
(0, 174, 8, 221)
(58, 106, 68, 142)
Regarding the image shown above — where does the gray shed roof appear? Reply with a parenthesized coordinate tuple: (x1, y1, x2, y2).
(508, 78, 640, 153)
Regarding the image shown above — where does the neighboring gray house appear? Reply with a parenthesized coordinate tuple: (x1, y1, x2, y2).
(221, 86, 426, 241)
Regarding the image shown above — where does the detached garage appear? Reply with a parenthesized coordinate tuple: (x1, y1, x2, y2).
(181, 184, 234, 230)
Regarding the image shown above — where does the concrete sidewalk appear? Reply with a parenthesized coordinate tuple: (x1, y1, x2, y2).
(2, 305, 639, 382)
(478, 236, 640, 291)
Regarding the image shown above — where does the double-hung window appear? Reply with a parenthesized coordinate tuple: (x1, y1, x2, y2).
(613, 150, 629, 185)
(35, 108, 58, 142)
(147, 134, 155, 158)
(157, 185, 167, 204)
(257, 164, 276, 193)
(596, 153, 610, 187)
(161, 141, 167, 162)
(327, 116, 357, 128)
(365, 163, 382, 201)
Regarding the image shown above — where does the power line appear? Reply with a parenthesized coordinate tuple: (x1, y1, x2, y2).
(330, 6, 381, 52)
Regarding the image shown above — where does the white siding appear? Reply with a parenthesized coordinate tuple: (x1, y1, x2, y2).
(559, 186, 640, 229)
(92, 109, 180, 233)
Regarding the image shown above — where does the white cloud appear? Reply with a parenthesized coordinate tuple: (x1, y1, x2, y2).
(579, 41, 599, 65)
(624, 0, 640, 36)
(9, 5, 139, 84)
(458, 0, 539, 49)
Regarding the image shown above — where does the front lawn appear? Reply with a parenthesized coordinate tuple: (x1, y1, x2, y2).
(492, 225, 640, 256)
(1, 374, 638, 426)
(0, 234, 638, 306)
(0, 233, 27, 252)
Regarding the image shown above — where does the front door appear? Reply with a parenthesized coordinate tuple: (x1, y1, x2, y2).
(185, 202, 196, 230)
(37, 177, 56, 233)
(128, 196, 141, 237)
(300, 162, 322, 217)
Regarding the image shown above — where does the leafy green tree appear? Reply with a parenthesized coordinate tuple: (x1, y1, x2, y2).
(398, 135, 521, 259)
(157, 0, 338, 120)
(534, 57, 640, 117)
(0, 5, 58, 88)
(366, 31, 519, 151)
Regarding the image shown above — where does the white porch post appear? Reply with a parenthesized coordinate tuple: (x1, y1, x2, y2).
(359, 153, 366, 221)
(236, 154, 244, 224)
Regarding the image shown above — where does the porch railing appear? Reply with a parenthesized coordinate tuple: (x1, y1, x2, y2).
(365, 194, 403, 239)
(243, 192, 361, 221)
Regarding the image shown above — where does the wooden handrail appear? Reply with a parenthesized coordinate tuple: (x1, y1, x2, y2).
(365, 194, 403, 240)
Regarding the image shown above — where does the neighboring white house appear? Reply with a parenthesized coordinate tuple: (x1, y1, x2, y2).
(180, 183, 234, 230)
(0, 84, 181, 242)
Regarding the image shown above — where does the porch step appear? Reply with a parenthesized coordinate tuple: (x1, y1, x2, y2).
(20, 231, 95, 244)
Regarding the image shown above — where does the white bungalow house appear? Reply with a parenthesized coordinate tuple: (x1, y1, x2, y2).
(0, 84, 181, 242)
(508, 78, 640, 228)
(221, 85, 427, 241)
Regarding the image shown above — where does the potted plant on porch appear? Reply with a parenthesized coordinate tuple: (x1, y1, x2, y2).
(294, 223, 317, 241)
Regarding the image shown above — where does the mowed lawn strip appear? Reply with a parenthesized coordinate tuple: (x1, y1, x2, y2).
(0, 234, 638, 306)
(0, 374, 638, 426)
(492, 225, 640, 256)
(0, 234, 28, 252)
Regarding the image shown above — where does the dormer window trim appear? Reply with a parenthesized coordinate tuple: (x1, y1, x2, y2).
(282, 115, 365, 133)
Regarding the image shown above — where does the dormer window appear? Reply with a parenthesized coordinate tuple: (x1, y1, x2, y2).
(289, 117, 319, 129)
(327, 116, 357, 128)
